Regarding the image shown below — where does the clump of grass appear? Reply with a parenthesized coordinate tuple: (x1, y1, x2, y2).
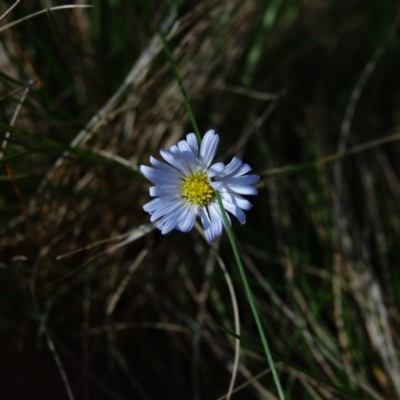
(1, 1, 400, 399)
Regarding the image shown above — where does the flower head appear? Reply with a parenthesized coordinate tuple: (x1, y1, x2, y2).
(140, 130, 259, 242)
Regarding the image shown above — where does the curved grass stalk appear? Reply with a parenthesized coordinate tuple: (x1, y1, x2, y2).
(195, 222, 240, 400)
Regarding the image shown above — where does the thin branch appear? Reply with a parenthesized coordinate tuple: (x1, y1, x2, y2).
(0, 0, 20, 22)
(30, 252, 75, 400)
(0, 5, 93, 33)
(217, 83, 280, 101)
(0, 82, 32, 160)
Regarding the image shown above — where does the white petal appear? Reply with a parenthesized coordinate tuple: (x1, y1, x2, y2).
(221, 199, 246, 224)
(176, 206, 197, 232)
(208, 162, 225, 177)
(158, 217, 177, 234)
(176, 139, 197, 173)
(149, 185, 180, 197)
(199, 130, 218, 169)
(186, 133, 199, 154)
(157, 203, 190, 234)
(142, 198, 161, 213)
(224, 184, 258, 195)
(160, 148, 189, 175)
(147, 205, 180, 234)
(140, 165, 180, 185)
(150, 199, 186, 222)
(210, 181, 224, 190)
(233, 163, 252, 177)
(221, 192, 252, 210)
(199, 209, 214, 243)
(149, 156, 182, 176)
(208, 203, 224, 236)
(210, 202, 231, 228)
(149, 207, 170, 222)
(143, 195, 177, 213)
(218, 157, 242, 178)
(169, 145, 193, 176)
(223, 175, 259, 186)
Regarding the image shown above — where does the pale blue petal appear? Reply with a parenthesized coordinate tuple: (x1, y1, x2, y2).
(140, 165, 181, 184)
(149, 185, 180, 197)
(170, 144, 195, 175)
(221, 199, 246, 224)
(218, 157, 242, 178)
(149, 156, 182, 176)
(210, 202, 231, 228)
(221, 192, 252, 210)
(176, 140, 197, 173)
(224, 184, 258, 195)
(223, 175, 260, 186)
(150, 199, 186, 222)
(210, 181, 224, 190)
(176, 206, 197, 232)
(199, 209, 214, 243)
(208, 162, 225, 177)
(199, 130, 218, 169)
(233, 163, 252, 177)
(156, 213, 174, 231)
(143, 195, 177, 213)
(143, 198, 161, 213)
(186, 133, 199, 154)
(158, 217, 177, 234)
(158, 203, 195, 234)
(208, 202, 225, 235)
(160, 148, 189, 175)
(169, 145, 193, 175)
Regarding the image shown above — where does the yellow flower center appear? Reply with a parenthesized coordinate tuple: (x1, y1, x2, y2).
(181, 172, 214, 206)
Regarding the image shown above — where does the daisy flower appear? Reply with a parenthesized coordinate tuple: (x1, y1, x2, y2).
(140, 129, 259, 242)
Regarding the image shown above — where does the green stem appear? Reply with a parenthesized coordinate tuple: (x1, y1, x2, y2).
(216, 192, 286, 400)
(158, 31, 202, 144)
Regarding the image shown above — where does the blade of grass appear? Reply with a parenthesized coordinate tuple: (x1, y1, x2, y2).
(158, 31, 201, 143)
(0, 122, 142, 178)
